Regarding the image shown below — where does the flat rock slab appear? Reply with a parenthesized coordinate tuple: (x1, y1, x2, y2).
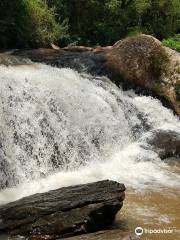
(66, 229, 131, 240)
(0, 180, 125, 239)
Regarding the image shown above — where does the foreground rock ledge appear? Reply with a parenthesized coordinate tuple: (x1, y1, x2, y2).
(0, 180, 125, 239)
(66, 229, 130, 240)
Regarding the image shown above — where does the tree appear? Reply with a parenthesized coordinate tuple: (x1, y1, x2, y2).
(140, 0, 180, 39)
(0, 0, 68, 48)
(48, 0, 180, 46)
(0, 0, 179, 48)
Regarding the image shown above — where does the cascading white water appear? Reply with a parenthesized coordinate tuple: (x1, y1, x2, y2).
(0, 63, 180, 205)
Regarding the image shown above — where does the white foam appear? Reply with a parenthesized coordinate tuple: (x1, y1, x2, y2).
(0, 64, 179, 205)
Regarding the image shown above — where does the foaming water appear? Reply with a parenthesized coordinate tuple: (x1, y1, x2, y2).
(0, 63, 180, 205)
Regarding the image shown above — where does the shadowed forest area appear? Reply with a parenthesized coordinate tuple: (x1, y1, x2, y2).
(0, 0, 180, 49)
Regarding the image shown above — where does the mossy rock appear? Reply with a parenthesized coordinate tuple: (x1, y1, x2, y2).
(105, 34, 179, 114)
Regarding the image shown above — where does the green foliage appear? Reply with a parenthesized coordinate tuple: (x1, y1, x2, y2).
(0, 0, 68, 48)
(140, 0, 180, 39)
(127, 29, 142, 37)
(48, 0, 180, 46)
(0, 0, 180, 48)
(22, 0, 68, 47)
(162, 35, 180, 52)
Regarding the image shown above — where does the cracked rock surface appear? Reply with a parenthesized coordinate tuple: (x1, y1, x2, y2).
(0, 180, 125, 239)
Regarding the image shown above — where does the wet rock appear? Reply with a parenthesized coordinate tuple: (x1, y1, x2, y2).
(63, 46, 93, 52)
(147, 129, 180, 158)
(66, 229, 131, 240)
(0, 180, 125, 239)
(13, 48, 109, 77)
(0, 52, 31, 65)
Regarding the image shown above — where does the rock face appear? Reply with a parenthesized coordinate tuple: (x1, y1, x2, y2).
(146, 129, 180, 158)
(66, 229, 130, 240)
(0, 180, 125, 239)
(5, 34, 180, 115)
(104, 35, 180, 115)
(13, 48, 109, 77)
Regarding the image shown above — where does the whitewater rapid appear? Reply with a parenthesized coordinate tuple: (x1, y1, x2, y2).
(0, 63, 179, 205)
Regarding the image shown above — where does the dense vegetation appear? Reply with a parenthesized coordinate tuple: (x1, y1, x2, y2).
(162, 34, 180, 52)
(0, 0, 179, 48)
(0, 0, 67, 48)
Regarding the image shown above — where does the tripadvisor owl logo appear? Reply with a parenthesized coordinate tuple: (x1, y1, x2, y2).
(135, 226, 144, 236)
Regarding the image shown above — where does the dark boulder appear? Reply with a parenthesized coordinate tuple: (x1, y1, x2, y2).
(66, 229, 130, 240)
(147, 129, 180, 158)
(13, 48, 109, 77)
(0, 180, 125, 239)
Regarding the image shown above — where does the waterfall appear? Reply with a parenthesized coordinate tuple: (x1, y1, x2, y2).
(0, 63, 179, 205)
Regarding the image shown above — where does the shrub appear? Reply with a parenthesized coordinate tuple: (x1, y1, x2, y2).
(48, 0, 180, 46)
(162, 35, 180, 52)
(0, 0, 68, 48)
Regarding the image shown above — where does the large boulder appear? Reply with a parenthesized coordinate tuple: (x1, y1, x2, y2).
(101, 35, 180, 115)
(0, 180, 125, 239)
(146, 128, 180, 158)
